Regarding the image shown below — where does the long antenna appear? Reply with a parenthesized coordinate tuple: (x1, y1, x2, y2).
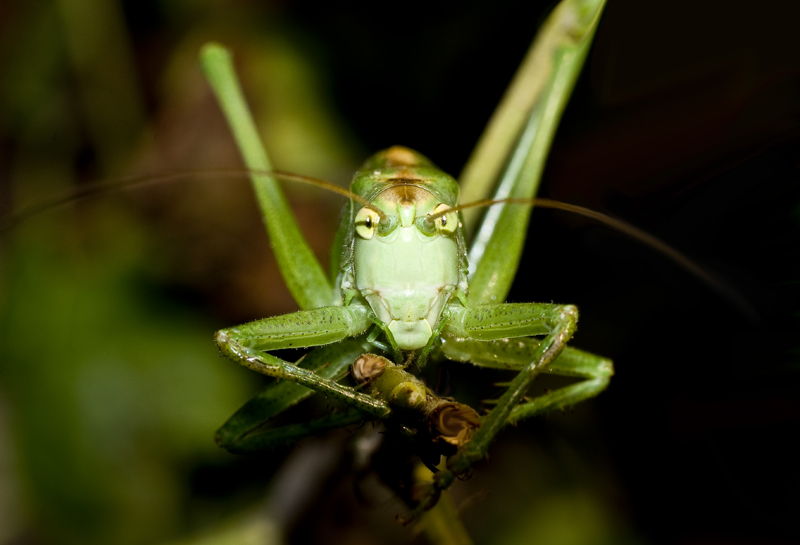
(434, 196, 759, 321)
(0, 169, 383, 233)
(1, 170, 757, 321)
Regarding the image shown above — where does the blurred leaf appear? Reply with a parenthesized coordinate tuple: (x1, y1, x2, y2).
(1, 205, 252, 545)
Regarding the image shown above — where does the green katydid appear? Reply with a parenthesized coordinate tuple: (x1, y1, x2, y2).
(2, 1, 795, 543)
(200, 0, 612, 518)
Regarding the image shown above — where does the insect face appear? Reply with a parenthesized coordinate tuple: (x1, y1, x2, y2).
(353, 184, 460, 350)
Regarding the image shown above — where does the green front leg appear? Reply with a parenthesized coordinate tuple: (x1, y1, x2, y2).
(433, 302, 578, 489)
(217, 339, 375, 453)
(215, 305, 390, 420)
(445, 302, 578, 340)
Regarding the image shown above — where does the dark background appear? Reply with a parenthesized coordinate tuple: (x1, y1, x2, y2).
(1, 1, 799, 544)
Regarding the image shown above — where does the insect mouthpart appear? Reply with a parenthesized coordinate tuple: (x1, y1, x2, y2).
(388, 317, 434, 351)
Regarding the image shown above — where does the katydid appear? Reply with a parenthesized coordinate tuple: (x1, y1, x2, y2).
(2, 1, 796, 543)
(201, 0, 612, 519)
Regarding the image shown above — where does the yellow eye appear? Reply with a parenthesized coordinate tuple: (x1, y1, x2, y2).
(433, 203, 457, 234)
(355, 207, 381, 239)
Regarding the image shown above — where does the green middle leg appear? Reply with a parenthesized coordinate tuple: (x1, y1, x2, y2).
(439, 335, 614, 425)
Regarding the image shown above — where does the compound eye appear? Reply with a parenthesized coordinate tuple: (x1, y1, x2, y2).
(433, 203, 458, 234)
(355, 207, 381, 239)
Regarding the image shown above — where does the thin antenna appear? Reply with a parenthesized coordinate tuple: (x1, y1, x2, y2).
(433, 196, 759, 321)
(0, 169, 384, 233)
